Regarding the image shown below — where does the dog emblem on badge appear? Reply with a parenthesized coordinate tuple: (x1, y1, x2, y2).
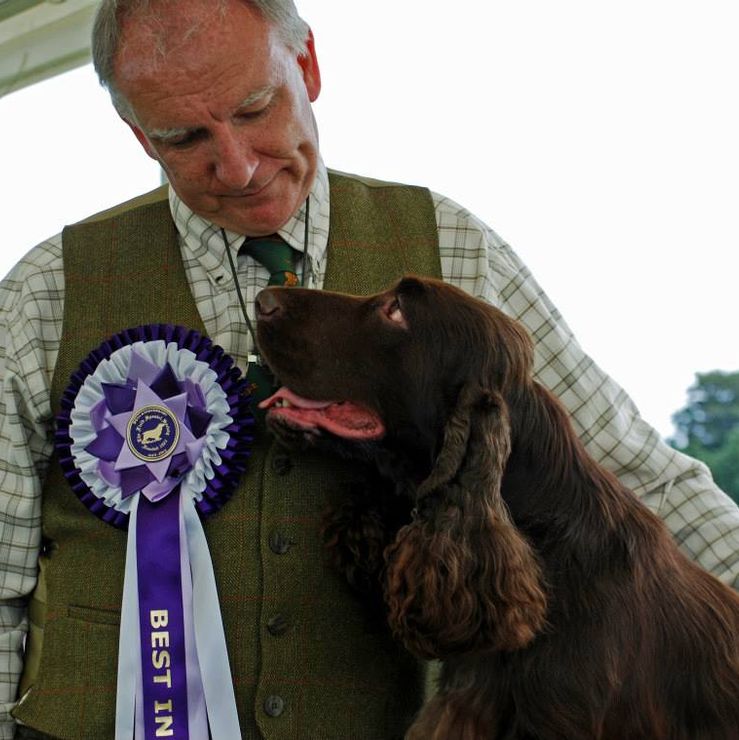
(127, 404, 180, 462)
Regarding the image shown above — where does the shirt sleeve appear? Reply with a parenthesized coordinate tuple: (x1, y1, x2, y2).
(0, 238, 64, 735)
(433, 193, 739, 590)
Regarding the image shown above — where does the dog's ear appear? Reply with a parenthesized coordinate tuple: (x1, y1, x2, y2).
(414, 382, 488, 497)
(384, 384, 547, 658)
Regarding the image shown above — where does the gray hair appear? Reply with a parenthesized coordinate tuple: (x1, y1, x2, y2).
(92, 0, 310, 120)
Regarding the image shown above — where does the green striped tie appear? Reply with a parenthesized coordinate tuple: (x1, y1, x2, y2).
(240, 235, 298, 407)
(241, 234, 299, 286)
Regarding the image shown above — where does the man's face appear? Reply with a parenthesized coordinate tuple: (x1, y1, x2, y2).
(114, 0, 321, 236)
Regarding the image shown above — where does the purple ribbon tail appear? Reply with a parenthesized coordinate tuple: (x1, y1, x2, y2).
(137, 491, 190, 738)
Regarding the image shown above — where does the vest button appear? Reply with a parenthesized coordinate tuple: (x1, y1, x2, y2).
(271, 453, 293, 475)
(268, 532, 293, 555)
(266, 614, 289, 636)
(264, 694, 285, 718)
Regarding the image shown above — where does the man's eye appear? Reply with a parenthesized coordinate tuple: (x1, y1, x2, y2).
(237, 105, 269, 122)
(165, 130, 206, 149)
(168, 137, 192, 149)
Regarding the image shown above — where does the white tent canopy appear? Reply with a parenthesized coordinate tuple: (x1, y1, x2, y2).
(0, 0, 97, 96)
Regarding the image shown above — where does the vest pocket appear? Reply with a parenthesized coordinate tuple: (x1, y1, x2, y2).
(12, 607, 119, 739)
(67, 603, 121, 626)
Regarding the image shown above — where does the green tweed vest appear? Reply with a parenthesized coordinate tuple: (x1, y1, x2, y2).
(13, 171, 441, 739)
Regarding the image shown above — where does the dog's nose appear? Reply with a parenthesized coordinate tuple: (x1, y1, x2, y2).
(255, 288, 283, 320)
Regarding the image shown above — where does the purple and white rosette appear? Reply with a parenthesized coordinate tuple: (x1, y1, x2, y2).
(56, 325, 252, 740)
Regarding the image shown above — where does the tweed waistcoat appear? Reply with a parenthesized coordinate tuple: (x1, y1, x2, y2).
(13, 171, 441, 739)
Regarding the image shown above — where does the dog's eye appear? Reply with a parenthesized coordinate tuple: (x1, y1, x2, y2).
(386, 298, 404, 324)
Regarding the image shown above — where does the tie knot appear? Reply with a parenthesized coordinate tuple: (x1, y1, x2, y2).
(240, 235, 299, 286)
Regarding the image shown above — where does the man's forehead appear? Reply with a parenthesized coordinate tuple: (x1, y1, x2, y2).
(113, 1, 287, 129)
(114, 0, 269, 83)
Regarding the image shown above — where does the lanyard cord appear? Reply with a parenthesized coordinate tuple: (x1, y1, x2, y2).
(223, 227, 259, 357)
(221, 195, 310, 366)
(301, 193, 310, 287)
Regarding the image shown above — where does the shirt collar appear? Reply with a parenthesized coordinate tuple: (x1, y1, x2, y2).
(168, 159, 330, 287)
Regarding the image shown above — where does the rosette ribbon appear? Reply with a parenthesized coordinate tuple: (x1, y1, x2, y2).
(56, 325, 253, 739)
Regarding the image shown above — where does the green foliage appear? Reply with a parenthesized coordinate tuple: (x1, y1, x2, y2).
(670, 370, 739, 503)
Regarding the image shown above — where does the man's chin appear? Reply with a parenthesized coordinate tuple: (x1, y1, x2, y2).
(200, 197, 296, 237)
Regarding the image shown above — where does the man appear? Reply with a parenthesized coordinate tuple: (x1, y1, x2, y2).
(1, 0, 737, 738)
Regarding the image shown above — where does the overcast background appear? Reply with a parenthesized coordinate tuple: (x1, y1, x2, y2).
(1, 0, 737, 439)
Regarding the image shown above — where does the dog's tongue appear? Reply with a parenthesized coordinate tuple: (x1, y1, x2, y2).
(259, 387, 385, 440)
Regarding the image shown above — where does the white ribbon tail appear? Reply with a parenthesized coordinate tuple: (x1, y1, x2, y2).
(183, 497, 242, 739)
(115, 498, 143, 740)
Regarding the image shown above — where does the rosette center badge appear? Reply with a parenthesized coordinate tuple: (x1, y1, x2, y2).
(128, 404, 181, 463)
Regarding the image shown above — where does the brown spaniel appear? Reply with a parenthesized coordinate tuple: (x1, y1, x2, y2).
(255, 276, 739, 740)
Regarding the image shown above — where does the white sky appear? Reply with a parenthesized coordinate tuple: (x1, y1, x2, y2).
(1, 0, 738, 439)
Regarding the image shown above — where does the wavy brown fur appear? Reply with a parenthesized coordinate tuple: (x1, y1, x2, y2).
(256, 276, 739, 739)
(384, 387, 547, 658)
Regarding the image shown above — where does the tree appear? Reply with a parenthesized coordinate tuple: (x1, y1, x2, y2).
(670, 370, 739, 504)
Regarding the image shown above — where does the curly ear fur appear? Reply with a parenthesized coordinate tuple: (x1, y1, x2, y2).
(321, 473, 414, 619)
(322, 500, 389, 598)
(384, 385, 548, 658)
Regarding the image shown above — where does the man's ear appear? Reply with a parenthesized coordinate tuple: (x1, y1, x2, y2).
(123, 119, 160, 161)
(298, 29, 321, 102)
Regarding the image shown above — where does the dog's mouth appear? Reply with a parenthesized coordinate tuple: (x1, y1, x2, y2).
(259, 387, 385, 440)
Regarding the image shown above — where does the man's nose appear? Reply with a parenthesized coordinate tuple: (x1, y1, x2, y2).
(213, 130, 257, 190)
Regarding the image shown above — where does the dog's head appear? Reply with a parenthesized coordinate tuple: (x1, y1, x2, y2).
(256, 275, 534, 480)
